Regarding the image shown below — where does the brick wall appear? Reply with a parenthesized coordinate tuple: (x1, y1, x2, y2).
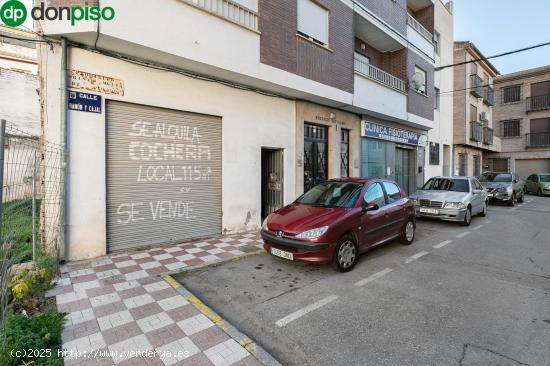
(259, 0, 354, 93)
(407, 49, 434, 121)
(412, 5, 434, 34)
(355, 38, 407, 81)
(355, 0, 407, 36)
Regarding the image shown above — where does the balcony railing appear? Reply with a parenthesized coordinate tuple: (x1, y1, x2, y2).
(483, 127, 494, 145)
(470, 75, 483, 98)
(526, 132, 550, 147)
(407, 13, 433, 43)
(470, 121, 483, 142)
(182, 0, 259, 32)
(354, 56, 406, 93)
(483, 86, 494, 106)
(527, 95, 550, 112)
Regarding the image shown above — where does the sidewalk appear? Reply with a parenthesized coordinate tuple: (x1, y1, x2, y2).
(48, 233, 267, 366)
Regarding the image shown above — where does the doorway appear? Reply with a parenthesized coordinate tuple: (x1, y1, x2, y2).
(261, 148, 284, 221)
(395, 147, 412, 194)
(304, 123, 328, 192)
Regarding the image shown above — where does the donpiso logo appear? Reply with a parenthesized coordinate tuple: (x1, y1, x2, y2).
(0, 1, 115, 27)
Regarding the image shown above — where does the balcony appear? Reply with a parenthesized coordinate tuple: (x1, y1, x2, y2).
(527, 95, 550, 112)
(483, 86, 494, 106)
(470, 75, 483, 98)
(180, 0, 258, 31)
(483, 127, 494, 145)
(354, 55, 406, 93)
(406, 13, 434, 58)
(526, 132, 550, 147)
(470, 121, 483, 142)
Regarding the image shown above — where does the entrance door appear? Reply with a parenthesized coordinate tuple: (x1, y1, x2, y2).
(261, 149, 284, 220)
(395, 148, 411, 194)
(304, 123, 328, 192)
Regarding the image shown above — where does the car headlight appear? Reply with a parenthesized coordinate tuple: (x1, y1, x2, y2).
(295, 226, 329, 239)
(444, 202, 466, 209)
(262, 218, 268, 231)
(411, 198, 419, 206)
(496, 188, 507, 194)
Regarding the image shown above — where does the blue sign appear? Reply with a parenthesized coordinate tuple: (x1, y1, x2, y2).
(361, 121, 427, 146)
(68, 91, 102, 114)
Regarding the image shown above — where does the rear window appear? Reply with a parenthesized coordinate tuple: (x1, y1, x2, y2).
(422, 178, 470, 193)
(296, 182, 363, 208)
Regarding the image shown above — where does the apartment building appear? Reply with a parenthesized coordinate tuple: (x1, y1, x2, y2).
(485, 66, 550, 178)
(425, 0, 453, 179)
(36, 0, 442, 260)
(453, 41, 500, 177)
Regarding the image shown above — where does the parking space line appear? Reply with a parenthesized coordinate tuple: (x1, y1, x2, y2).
(456, 231, 470, 238)
(405, 251, 429, 264)
(472, 225, 483, 230)
(355, 268, 393, 287)
(433, 240, 452, 249)
(275, 295, 339, 327)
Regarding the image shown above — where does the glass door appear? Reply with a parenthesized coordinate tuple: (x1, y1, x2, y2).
(395, 148, 411, 194)
(304, 123, 328, 192)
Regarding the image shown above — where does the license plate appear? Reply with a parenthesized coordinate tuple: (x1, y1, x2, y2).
(420, 208, 439, 215)
(271, 248, 293, 261)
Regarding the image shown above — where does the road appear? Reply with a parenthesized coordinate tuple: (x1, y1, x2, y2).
(175, 195, 550, 366)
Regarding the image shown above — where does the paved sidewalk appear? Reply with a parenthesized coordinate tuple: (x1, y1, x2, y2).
(48, 233, 265, 366)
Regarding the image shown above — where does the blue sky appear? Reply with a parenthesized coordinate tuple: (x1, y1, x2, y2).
(453, 0, 550, 75)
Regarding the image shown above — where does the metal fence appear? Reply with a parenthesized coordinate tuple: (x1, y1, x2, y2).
(0, 119, 65, 338)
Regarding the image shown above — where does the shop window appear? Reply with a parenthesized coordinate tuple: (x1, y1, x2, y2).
(361, 139, 386, 179)
(429, 142, 440, 165)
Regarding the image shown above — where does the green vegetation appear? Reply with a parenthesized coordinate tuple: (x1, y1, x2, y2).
(0, 311, 65, 366)
(2, 198, 41, 264)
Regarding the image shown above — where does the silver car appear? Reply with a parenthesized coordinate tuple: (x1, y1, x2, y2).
(409, 176, 488, 226)
(478, 172, 525, 206)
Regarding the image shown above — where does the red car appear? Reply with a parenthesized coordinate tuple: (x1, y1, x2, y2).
(261, 178, 416, 272)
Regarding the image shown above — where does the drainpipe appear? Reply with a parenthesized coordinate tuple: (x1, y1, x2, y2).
(60, 37, 68, 259)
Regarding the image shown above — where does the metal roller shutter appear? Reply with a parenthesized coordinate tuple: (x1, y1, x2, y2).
(106, 101, 222, 252)
(516, 159, 550, 180)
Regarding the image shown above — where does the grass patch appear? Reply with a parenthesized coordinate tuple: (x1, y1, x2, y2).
(0, 310, 65, 366)
(2, 198, 41, 264)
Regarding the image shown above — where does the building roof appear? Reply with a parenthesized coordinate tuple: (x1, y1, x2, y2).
(455, 41, 500, 76)
(495, 64, 550, 83)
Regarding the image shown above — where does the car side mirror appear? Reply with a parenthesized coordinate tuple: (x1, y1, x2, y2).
(362, 201, 379, 212)
(514, 179, 519, 183)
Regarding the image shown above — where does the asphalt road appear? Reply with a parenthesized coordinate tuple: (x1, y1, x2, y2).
(176, 195, 550, 366)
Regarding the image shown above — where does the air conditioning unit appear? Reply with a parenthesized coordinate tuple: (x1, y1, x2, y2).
(480, 112, 488, 122)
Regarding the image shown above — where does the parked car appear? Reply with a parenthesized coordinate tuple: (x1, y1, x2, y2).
(261, 178, 416, 272)
(409, 176, 488, 226)
(478, 172, 524, 206)
(525, 173, 550, 196)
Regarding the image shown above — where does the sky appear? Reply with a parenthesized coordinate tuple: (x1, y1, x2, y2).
(453, 0, 550, 75)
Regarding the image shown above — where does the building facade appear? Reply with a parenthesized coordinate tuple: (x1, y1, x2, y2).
(36, 0, 444, 260)
(486, 66, 550, 178)
(453, 41, 500, 177)
(425, 0, 453, 179)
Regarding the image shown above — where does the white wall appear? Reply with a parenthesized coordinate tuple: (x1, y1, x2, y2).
(425, 0, 453, 179)
(353, 75, 408, 121)
(407, 24, 435, 60)
(42, 45, 296, 260)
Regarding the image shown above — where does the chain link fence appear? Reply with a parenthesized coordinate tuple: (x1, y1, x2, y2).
(0, 119, 65, 339)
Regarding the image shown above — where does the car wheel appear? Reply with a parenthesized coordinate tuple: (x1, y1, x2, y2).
(508, 193, 516, 206)
(400, 219, 415, 245)
(479, 201, 488, 217)
(462, 207, 472, 226)
(517, 192, 524, 203)
(331, 235, 358, 273)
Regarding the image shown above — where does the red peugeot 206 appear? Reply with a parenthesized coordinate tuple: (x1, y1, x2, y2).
(261, 178, 416, 272)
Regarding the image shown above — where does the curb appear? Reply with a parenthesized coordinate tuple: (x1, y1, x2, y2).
(163, 273, 281, 366)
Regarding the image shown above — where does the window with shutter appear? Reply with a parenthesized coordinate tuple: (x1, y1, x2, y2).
(297, 0, 329, 46)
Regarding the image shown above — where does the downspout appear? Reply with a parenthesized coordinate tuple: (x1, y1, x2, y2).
(60, 37, 68, 259)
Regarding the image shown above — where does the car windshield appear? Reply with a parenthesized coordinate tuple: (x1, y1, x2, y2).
(479, 173, 512, 183)
(540, 175, 550, 182)
(296, 182, 363, 208)
(422, 178, 470, 193)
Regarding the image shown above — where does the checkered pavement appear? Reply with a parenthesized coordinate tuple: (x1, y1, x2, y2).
(49, 233, 265, 366)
